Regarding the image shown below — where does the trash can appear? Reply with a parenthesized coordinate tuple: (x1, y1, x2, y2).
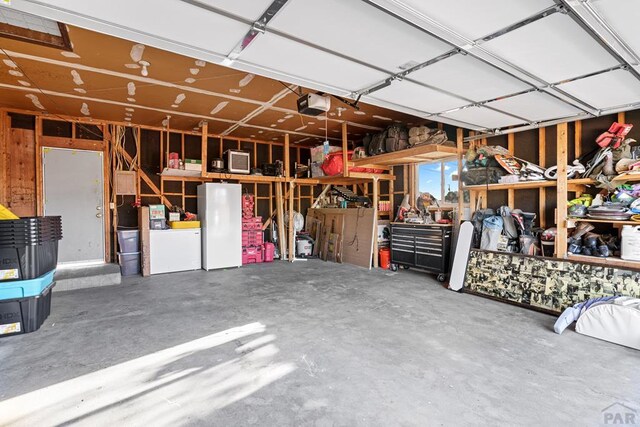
(118, 252, 141, 276)
(117, 230, 139, 253)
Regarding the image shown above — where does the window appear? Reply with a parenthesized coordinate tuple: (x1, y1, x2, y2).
(418, 160, 458, 205)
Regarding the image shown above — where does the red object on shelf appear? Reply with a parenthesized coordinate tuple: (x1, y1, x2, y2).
(321, 151, 384, 176)
(168, 152, 180, 169)
(242, 230, 263, 246)
(242, 245, 264, 264)
(242, 217, 262, 230)
(242, 194, 255, 218)
(263, 242, 275, 262)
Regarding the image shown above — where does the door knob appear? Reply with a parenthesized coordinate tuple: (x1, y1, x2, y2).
(96, 213, 103, 218)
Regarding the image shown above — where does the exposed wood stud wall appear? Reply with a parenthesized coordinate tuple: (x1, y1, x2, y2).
(555, 123, 568, 258)
(0, 111, 7, 207)
(507, 133, 515, 208)
(538, 127, 547, 228)
(456, 128, 464, 220)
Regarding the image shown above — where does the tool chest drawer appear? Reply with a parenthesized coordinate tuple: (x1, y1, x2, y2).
(389, 223, 452, 281)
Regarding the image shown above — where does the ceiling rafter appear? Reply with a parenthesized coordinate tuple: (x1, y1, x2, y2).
(4, 0, 640, 139)
(221, 84, 295, 135)
(0, 48, 385, 132)
(0, 82, 344, 141)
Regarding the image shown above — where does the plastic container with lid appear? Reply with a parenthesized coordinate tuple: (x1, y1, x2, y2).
(621, 225, 640, 261)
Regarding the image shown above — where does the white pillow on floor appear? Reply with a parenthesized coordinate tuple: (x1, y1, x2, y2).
(576, 301, 640, 350)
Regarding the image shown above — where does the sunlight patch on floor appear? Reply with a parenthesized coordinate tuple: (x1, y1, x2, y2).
(0, 322, 296, 426)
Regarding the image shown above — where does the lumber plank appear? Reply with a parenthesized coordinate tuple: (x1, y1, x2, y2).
(556, 123, 568, 258)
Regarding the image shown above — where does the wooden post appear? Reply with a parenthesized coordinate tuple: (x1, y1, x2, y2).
(103, 125, 112, 263)
(389, 177, 395, 221)
(456, 128, 464, 221)
(440, 160, 445, 201)
(288, 181, 295, 262)
(201, 122, 208, 177)
(556, 123, 568, 258)
(138, 206, 150, 276)
(112, 126, 118, 261)
(135, 126, 141, 200)
(0, 110, 7, 206)
(409, 164, 417, 205)
(538, 127, 546, 228)
(342, 122, 349, 177)
(574, 120, 582, 159)
(275, 182, 286, 260)
(35, 116, 43, 216)
(181, 132, 185, 164)
(284, 133, 290, 178)
(372, 177, 379, 269)
(507, 133, 515, 208)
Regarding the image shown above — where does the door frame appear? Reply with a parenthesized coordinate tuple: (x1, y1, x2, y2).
(36, 119, 112, 262)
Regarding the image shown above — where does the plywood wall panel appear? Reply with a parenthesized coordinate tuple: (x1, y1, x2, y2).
(7, 128, 36, 216)
(580, 114, 617, 156)
(513, 129, 537, 164)
(184, 134, 201, 160)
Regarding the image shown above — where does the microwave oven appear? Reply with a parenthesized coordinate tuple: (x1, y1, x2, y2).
(225, 150, 250, 174)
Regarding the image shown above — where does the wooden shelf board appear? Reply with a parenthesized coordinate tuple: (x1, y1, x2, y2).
(567, 253, 640, 270)
(568, 217, 639, 226)
(160, 175, 206, 182)
(202, 172, 286, 183)
(464, 178, 600, 191)
(307, 172, 395, 185)
(567, 178, 597, 185)
(612, 172, 640, 183)
(464, 180, 553, 191)
(350, 144, 457, 167)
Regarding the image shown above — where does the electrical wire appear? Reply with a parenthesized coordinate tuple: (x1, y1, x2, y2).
(278, 80, 300, 96)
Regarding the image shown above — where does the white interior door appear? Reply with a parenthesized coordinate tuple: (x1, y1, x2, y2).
(43, 148, 105, 264)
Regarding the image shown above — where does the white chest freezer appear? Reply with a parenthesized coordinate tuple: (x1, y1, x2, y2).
(149, 229, 202, 275)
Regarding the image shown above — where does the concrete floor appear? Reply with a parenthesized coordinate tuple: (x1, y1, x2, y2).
(0, 260, 637, 426)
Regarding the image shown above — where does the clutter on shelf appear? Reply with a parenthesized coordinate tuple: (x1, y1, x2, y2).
(462, 145, 546, 186)
(567, 222, 619, 258)
(471, 206, 542, 255)
(394, 193, 453, 225)
(462, 122, 640, 188)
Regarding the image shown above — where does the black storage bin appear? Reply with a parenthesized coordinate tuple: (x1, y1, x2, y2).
(0, 283, 54, 337)
(0, 216, 61, 281)
(0, 241, 59, 282)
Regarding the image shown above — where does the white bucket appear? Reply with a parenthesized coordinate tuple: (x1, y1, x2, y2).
(621, 225, 640, 261)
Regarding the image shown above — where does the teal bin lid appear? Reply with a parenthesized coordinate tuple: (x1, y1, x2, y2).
(0, 270, 55, 300)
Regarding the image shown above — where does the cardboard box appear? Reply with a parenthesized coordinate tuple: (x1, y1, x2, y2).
(184, 159, 202, 172)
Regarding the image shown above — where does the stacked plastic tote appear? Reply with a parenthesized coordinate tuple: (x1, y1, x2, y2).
(0, 216, 62, 337)
(241, 194, 274, 264)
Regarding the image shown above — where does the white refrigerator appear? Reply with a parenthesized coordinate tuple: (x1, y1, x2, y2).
(197, 183, 242, 270)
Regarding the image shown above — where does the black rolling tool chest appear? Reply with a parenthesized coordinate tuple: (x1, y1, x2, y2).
(390, 222, 452, 282)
